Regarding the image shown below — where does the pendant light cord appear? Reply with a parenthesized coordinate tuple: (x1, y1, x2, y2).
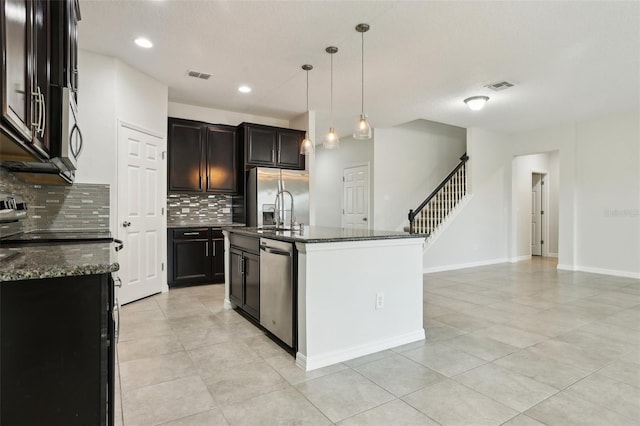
(330, 52, 334, 127)
(361, 31, 364, 115)
(306, 69, 309, 113)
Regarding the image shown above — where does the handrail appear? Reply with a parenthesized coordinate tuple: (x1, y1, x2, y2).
(408, 153, 468, 232)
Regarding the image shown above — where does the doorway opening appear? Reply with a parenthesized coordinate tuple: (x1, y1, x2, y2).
(531, 172, 547, 256)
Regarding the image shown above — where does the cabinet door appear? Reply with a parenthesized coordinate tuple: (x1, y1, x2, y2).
(31, 0, 50, 157)
(229, 249, 243, 306)
(243, 252, 260, 320)
(246, 125, 276, 166)
(173, 239, 211, 283)
(205, 126, 237, 193)
(168, 120, 204, 192)
(1, 0, 33, 141)
(211, 237, 225, 283)
(276, 129, 305, 169)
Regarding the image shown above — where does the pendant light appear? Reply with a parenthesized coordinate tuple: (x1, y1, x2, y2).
(300, 64, 314, 154)
(353, 23, 372, 139)
(324, 46, 339, 149)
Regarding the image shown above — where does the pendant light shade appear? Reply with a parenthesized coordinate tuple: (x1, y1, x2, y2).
(300, 64, 314, 154)
(353, 23, 372, 140)
(324, 46, 339, 149)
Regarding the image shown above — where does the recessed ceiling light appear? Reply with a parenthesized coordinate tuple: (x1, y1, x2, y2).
(134, 37, 153, 49)
(238, 85, 252, 93)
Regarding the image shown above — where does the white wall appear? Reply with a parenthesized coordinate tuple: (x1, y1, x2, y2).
(511, 151, 560, 258)
(315, 135, 374, 227)
(426, 109, 639, 278)
(423, 128, 512, 271)
(573, 112, 640, 275)
(373, 120, 467, 231)
(77, 51, 168, 233)
(168, 102, 288, 128)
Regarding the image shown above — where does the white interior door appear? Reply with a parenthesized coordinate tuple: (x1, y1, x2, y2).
(531, 173, 543, 256)
(342, 165, 369, 230)
(117, 123, 165, 304)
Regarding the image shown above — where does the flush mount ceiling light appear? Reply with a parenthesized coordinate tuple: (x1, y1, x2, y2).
(238, 85, 252, 93)
(353, 23, 372, 140)
(134, 37, 153, 48)
(300, 64, 314, 155)
(464, 96, 489, 111)
(324, 46, 339, 149)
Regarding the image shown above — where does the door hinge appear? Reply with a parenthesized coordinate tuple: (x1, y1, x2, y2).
(161, 207, 165, 215)
(342, 176, 345, 182)
(541, 240, 544, 245)
(161, 262, 164, 271)
(541, 180, 544, 185)
(162, 151, 166, 160)
(342, 209, 345, 214)
(541, 210, 544, 215)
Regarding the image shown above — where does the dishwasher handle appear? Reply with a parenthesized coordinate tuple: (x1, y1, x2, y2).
(260, 246, 292, 256)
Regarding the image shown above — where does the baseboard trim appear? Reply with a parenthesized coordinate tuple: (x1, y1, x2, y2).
(510, 255, 531, 263)
(557, 264, 639, 279)
(296, 329, 425, 372)
(424, 258, 509, 274)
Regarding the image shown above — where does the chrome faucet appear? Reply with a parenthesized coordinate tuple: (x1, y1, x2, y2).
(274, 189, 294, 230)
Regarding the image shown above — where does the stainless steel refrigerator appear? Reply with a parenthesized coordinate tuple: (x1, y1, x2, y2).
(247, 167, 309, 228)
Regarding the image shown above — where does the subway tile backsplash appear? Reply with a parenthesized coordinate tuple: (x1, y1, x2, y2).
(0, 168, 109, 237)
(167, 193, 232, 225)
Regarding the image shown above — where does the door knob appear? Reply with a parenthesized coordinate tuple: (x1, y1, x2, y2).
(122, 221, 131, 227)
(363, 218, 368, 221)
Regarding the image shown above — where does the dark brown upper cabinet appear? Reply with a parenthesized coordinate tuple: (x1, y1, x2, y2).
(1, 0, 51, 159)
(239, 123, 305, 170)
(205, 126, 237, 193)
(167, 118, 238, 194)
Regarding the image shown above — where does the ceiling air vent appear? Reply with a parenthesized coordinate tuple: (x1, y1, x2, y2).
(485, 81, 514, 91)
(186, 70, 212, 80)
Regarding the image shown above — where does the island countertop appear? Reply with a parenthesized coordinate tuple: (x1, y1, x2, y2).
(0, 242, 119, 282)
(224, 225, 425, 243)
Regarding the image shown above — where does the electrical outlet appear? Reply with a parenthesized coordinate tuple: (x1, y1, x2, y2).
(375, 292, 384, 309)
(182, 207, 190, 213)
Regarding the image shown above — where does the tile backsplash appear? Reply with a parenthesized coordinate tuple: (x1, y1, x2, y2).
(167, 193, 232, 225)
(0, 168, 109, 237)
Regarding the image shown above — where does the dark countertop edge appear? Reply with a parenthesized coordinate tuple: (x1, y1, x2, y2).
(167, 223, 246, 229)
(224, 227, 426, 244)
(0, 262, 120, 283)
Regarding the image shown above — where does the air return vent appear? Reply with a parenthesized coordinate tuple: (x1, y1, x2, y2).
(187, 70, 212, 80)
(485, 81, 514, 91)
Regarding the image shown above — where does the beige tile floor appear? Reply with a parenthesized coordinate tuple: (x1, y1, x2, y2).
(115, 258, 640, 425)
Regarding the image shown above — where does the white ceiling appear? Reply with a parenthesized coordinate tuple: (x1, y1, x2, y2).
(79, 1, 640, 137)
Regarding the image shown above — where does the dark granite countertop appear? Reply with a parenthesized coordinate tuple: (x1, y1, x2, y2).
(224, 226, 425, 244)
(167, 222, 246, 229)
(0, 241, 119, 282)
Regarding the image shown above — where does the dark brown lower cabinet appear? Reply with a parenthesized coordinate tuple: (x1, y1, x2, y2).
(228, 234, 260, 320)
(168, 228, 225, 287)
(0, 273, 114, 425)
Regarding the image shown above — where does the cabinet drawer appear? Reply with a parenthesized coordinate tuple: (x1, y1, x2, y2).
(172, 228, 209, 240)
(229, 233, 259, 254)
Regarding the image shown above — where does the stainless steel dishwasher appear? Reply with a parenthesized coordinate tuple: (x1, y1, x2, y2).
(259, 238, 294, 347)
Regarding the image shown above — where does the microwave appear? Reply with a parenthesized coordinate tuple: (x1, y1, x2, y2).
(49, 86, 82, 171)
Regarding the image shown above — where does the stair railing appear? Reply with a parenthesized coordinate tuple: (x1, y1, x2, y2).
(408, 153, 469, 234)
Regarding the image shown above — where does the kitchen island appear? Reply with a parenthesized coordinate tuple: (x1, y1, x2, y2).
(223, 226, 426, 371)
